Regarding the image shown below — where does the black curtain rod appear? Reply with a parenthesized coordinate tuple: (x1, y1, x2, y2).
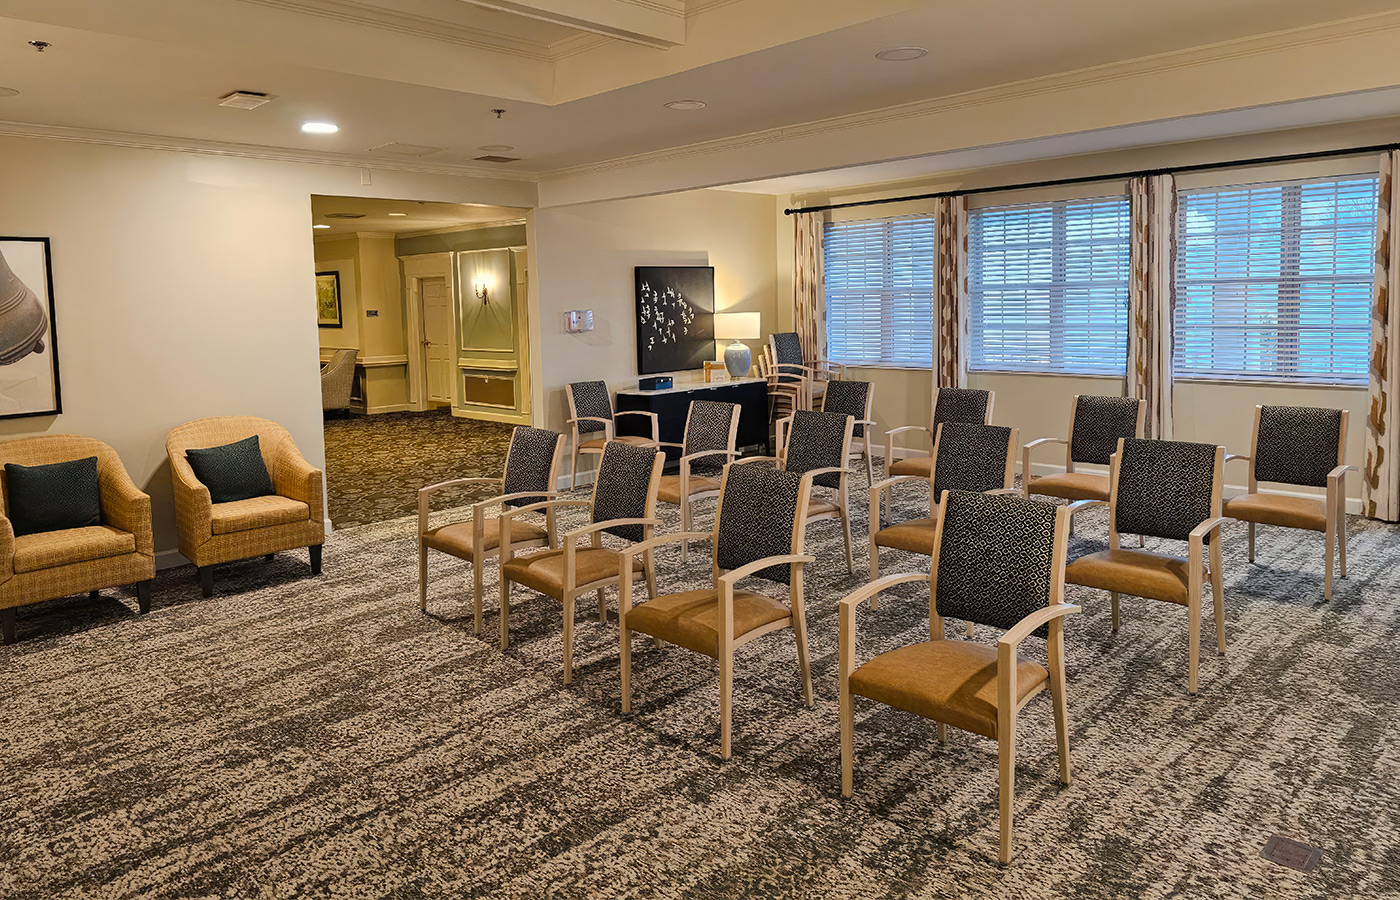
(782, 141, 1400, 216)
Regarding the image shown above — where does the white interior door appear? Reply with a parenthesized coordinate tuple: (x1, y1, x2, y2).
(421, 276, 452, 404)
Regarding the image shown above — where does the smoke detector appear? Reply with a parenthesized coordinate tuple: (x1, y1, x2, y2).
(323, 213, 366, 219)
(473, 154, 521, 164)
(218, 91, 272, 110)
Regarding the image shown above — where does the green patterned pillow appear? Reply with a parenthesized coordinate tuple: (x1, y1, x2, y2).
(5, 456, 103, 537)
(185, 436, 276, 504)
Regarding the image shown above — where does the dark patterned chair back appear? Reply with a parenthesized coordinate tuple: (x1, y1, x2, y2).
(933, 388, 991, 427)
(822, 380, 871, 438)
(715, 463, 804, 585)
(1069, 395, 1141, 466)
(931, 424, 1013, 499)
(783, 410, 851, 489)
(770, 332, 804, 366)
(1114, 438, 1218, 542)
(591, 442, 660, 542)
(934, 491, 1058, 635)
(683, 401, 738, 475)
(1254, 406, 1344, 488)
(568, 381, 614, 435)
(501, 426, 560, 507)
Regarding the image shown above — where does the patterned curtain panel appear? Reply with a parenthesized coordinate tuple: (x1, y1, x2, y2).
(1127, 174, 1177, 440)
(792, 211, 825, 362)
(935, 195, 969, 389)
(1365, 151, 1400, 521)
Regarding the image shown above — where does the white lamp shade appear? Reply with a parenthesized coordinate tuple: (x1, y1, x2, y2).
(713, 311, 760, 341)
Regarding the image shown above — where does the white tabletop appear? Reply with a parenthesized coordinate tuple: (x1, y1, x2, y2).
(617, 377, 765, 397)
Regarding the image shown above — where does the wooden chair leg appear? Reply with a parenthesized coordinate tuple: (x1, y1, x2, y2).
(309, 544, 323, 575)
(680, 498, 691, 563)
(472, 555, 484, 636)
(936, 723, 947, 744)
(719, 646, 734, 760)
(863, 445, 873, 486)
(644, 553, 657, 600)
(1110, 592, 1120, 633)
(793, 618, 813, 708)
(1325, 504, 1336, 601)
(199, 566, 214, 598)
(1210, 540, 1225, 654)
(1338, 489, 1349, 579)
(0, 608, 14, 644)
(1247, 522, 1255, 562)
(1187, 590, 1201, 695)
(997, 706, 1017, 864)
(621, 619, 633, 713)
(90, 590, 101, 599)
(418, 541, 429, 612)
(499, 577, 511, 650)
(570, 444, 580, 490)
(563, 594, 576, 685)
(841, 510, 854, 575)
(964, 621, 974, 639)
(839, 674, 854, 796)
(137, 580, 152, 615)
(597, 587, 607, 623)
(1049, 625, 1071, 786)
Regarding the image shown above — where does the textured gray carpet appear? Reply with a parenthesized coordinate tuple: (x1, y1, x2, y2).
(2, 482, 1398, 899)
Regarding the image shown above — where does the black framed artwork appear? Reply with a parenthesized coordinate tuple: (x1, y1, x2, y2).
(635, 266, 715, 375)
(0, 237, 61, 420)
(316, 271, 342, 328)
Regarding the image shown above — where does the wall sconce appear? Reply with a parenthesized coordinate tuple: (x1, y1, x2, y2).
(474, 278, 490, 305)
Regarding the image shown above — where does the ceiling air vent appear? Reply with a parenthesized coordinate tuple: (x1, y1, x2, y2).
(473, 155, 521, 164)
(323, 213, 366, 219)
(218, 91, 272, 110)
(367, 141, 447, 157)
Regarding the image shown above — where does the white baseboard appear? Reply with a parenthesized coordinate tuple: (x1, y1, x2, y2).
(366, 403, 411, 415)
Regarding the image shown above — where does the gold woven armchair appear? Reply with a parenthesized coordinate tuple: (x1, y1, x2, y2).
(167, 416, 325, 597)
(0, 436, 155, 643)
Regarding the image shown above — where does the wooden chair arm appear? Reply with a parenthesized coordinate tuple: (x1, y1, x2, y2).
(613, 410, 660, 442)
(1065, 499, 1107, 517)
(718, 554, 815, 588)
(1328, 464, 1357, 483)
(1223, 453, 1251, 465)
(885, 425, 931, 439)
(997, 603, 1082, 651)
(618, 531, 714, 559)
(869, 474, 923, 494)
(1023, 437, 1068, 451)
(680, 449, 739, 466)
(563, 517, 663, 546)
(1188, 516, 1230, 545)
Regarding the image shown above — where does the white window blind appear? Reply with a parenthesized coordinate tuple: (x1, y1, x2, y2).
(968, 196, 1130, 375)
(823, 216, 935, 368)
(1175, 174, 1378, 384)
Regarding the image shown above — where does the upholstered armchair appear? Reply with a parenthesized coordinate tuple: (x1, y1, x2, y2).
(840, 491, 1079, 863)
(565, 380, 660, 489)
(619, 461, 825, 760)
(768, 409, 856, 573)
(167, 416, 325, 597)
(883, 387, 994, 502)
(656, 400, 741, 562)
(0, 436, 155, 643)
(1223, 405, 1353, 600)
(819, 379, 877, 484)
(498, 441, 664, 684)
(419, 426, 564, 633)
(1064, 438, 1225, 694)
(1023, 395, 1144, 506)
(321, 348, 357, 414)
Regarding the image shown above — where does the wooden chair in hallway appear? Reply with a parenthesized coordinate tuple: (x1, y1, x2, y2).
(566, 380, 660, 489)
(840, 490, 1079, 864)
(417, 426, 565, 634)
(656, 400, 741, 562)
(498, 441, 664, 684)
(1223, 405, 1354, 600)
(618, 461, 826, 760)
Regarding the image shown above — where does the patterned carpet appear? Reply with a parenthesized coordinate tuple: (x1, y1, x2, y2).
(323, 409, 515, 528)
(2, 477, 1398, 899)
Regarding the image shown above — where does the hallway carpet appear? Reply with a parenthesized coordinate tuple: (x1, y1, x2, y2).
(1, 483, 1397, 899)
(323, 409, 515, 528)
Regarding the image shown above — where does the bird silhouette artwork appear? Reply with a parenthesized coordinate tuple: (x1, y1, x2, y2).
(634, 266, 715, 375)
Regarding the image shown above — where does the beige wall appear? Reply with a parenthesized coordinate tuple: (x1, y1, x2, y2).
(313, 233, 410, 412)
(0, 134, 533, 562)
(529, 188, 779, 446)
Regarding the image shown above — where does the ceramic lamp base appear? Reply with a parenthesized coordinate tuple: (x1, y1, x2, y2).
(723, 341, 751, 378)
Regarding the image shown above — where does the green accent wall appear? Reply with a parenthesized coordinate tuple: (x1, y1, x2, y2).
(396, 224, 526, 257)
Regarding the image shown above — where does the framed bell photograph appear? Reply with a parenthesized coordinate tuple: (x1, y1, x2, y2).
(316, 270, 343, 328)
(0, 237, 61, 420)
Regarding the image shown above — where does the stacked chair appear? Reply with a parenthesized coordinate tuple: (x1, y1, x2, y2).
(764, 331, 843, 411)
(655, 400, 741, 562)
(565, 380, 660, 488)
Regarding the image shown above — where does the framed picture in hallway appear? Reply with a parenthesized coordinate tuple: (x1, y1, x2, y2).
(0, 237, 62, 420)
(316, 271, 342, 328)
(634, 266, 715, 375)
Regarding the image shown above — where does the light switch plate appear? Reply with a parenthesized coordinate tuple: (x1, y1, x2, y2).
(366, 309, 379, 317)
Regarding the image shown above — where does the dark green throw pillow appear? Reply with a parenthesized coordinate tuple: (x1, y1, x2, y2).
(185, 435, 276, 504)
(5, 456, 103, 537)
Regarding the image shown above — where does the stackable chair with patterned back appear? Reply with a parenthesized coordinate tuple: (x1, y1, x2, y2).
(618, 461, 825, 760)
(819, 379, 877, 485)
(1023, 395, 1145, 506)
(418, 426, 565, 633)
(882, 388, 994, 509)
(1064, 438, 1226, 694)
(498, 442, 664, 684)
(565, 381, 660, 489)
(767, 331, 844, 411)
(771, 409, 856, 573)
(656, 400, 741, 562)
(869, 423, 1019, 581)
(840, 490, 1080, 864)
(1223, 405, 1353, 600)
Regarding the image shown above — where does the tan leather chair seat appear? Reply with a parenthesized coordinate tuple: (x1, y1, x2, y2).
(873, 518, 936, 555)
(423, 518, 548, 559)
(503, 546, 644, 597)
(888, 457, 933, 478)
(580, 435, 656, 451)
(12, 526, 137, 574)
(657, 474, 722, 505)
(1224, 492, 1326, 532)
(1028, 471, 1110, 502)
(210, 496, 310, 535)
(850, 639, 1047, 740)
(1065, 548, 1191, 605)
(627, 588, 790, 656)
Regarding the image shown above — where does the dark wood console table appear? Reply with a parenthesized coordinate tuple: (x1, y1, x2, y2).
(615, 378, 769, 466)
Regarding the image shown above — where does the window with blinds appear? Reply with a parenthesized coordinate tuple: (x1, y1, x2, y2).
(823, 216, 935, 368)
(968, 196, 1131, 375)
(1175, 174, 1378, 384)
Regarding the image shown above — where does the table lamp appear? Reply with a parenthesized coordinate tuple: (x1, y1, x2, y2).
(713, 312, 760, 378)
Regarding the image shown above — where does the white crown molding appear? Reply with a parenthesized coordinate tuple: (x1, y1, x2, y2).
(542, 7, 1400, 181)
(0, 120, 541, 182)
(399, 219, 528, 238)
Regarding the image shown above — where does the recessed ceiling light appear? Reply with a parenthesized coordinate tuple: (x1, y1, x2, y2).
(301, 121, 339, 134)
(664, 100, 707, 111)
(875, 46, 928, 62)
(479, 144, 514, 153)
(313, 224, 330, 229)
(0, 87, 18, 98)
(387, 212, 408, 217)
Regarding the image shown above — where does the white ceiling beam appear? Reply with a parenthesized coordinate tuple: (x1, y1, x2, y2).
(465, 0, 685, 48)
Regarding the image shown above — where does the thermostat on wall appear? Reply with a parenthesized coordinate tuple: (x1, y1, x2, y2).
(565, 309, 594, 333)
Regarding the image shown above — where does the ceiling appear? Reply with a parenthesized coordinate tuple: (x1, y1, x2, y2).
(1, 0, 1399, 188)
(310, 196, 527, 235)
